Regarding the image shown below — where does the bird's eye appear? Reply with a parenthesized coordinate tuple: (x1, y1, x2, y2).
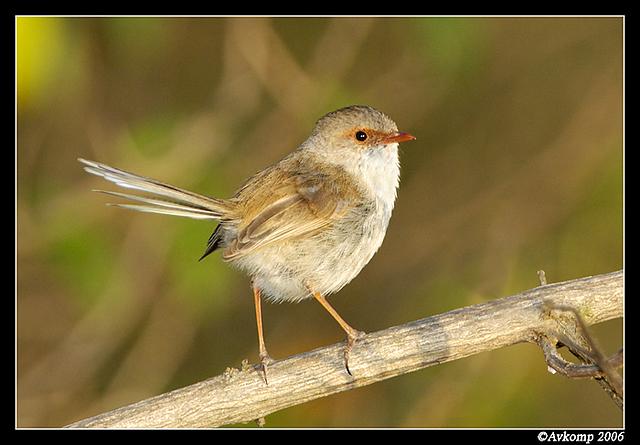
(354, 131, 368, 142)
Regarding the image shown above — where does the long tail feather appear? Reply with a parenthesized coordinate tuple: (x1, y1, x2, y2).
(79, 158, 232, 220)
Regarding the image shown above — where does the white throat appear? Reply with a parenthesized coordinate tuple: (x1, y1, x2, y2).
(355, 142, 401, 213)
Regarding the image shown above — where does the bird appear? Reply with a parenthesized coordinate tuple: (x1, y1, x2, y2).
(79, 105, 415, 382)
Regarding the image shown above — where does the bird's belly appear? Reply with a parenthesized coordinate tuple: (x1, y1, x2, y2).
(229, 208, 390, 303)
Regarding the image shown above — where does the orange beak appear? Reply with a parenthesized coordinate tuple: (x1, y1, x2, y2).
(380, 131, 416, 144)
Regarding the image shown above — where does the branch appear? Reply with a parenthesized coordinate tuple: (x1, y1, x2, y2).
(537, 298, 624, 408)
(66, 270, 623, 428)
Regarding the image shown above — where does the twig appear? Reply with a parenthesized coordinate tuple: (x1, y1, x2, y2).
(538, 299, 624, 408)
(537, 269, 548, 286)
(540, 337, 623, 379)
(66, 270, 623, 428)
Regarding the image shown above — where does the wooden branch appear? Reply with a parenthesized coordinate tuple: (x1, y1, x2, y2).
(537, 299, 624, 408)
(66, 270, 623, 428)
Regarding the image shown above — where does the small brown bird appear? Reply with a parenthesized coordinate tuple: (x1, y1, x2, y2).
(80, 105, 415, 380)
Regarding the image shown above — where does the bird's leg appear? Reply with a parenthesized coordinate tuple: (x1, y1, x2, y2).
(252, 282, 274, 384)
(308, 287, 364, 375)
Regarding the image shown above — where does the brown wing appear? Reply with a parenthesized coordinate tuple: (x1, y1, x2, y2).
(221, 163, 360, 261)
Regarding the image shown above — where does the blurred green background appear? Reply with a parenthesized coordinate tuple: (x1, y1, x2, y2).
(16, 16, 623, 428)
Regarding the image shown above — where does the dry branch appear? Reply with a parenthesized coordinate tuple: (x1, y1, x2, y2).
(66, 270, 623, 428)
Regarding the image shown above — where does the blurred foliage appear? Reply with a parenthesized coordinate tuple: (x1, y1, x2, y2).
(16, 16, 622, 428)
